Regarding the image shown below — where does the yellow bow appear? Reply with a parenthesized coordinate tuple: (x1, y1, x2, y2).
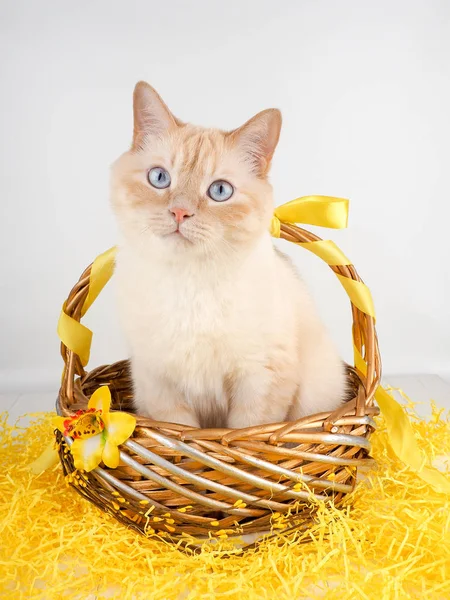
(270, 196, 375, 317)
(56, 196, 450, 494)
(269, 195, 349, 237)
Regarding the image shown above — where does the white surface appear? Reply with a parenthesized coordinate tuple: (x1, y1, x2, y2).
(1, 1, 450, 391)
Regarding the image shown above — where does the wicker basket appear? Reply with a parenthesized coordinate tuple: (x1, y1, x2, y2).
(56, 220, 381, 545)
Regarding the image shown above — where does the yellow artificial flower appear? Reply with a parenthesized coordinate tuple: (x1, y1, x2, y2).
(52, 386, 135, 472)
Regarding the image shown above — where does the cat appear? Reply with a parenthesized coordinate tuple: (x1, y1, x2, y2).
(111, 81, 346, 429)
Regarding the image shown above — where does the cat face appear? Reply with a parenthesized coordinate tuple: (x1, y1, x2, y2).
(111, 82, 282, 257)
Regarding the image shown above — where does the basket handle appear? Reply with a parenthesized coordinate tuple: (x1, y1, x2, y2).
(58, 246, 116, 368)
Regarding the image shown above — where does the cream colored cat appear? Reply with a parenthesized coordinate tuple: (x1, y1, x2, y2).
(111, 81, 346, 429)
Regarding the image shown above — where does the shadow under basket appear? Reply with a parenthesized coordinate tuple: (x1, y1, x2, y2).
(56, 222, 381, 546)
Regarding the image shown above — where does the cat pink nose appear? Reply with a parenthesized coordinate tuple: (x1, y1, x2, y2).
(170, 207, 193, 224)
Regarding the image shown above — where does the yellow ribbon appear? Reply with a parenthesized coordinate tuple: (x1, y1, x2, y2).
(57, 303, 92, 366)
(295, 240, 351, 267)
(56, 195, 449, 494)
(82, 246, 116, 316)
(271, 196, 375, 319)
(354, 347, 450, 494)
(57, 247, 116, 367)
(270, 195, 349, 235)
(336, 274, 376, 318)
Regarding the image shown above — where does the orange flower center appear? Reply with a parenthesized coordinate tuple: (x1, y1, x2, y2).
(64, 409, 104, 439)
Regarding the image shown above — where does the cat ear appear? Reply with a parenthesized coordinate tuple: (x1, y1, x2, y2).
(230, 109, 282, 176)
(132, 81, 179, 150)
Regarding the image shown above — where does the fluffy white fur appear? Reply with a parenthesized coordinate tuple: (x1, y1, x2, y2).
(111, 82, 346, 429)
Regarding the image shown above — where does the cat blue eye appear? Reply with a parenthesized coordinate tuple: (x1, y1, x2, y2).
(208, 180, 234, 202)
(148, 167, 171, 189)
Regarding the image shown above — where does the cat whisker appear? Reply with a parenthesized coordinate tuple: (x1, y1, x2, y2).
(139, 224, 151, 236)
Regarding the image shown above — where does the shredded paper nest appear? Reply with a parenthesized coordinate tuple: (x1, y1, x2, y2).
(1, 396, 449, 599)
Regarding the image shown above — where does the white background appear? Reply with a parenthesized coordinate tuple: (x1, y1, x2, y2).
(1, 0, 449, 392)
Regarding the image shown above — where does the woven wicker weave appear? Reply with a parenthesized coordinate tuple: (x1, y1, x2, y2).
(56, 221, 380, 544)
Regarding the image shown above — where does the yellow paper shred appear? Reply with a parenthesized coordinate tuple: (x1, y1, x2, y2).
(1, 401, 449, 599)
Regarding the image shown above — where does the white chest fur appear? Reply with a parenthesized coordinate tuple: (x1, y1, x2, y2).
(115, 236, 282, 402)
